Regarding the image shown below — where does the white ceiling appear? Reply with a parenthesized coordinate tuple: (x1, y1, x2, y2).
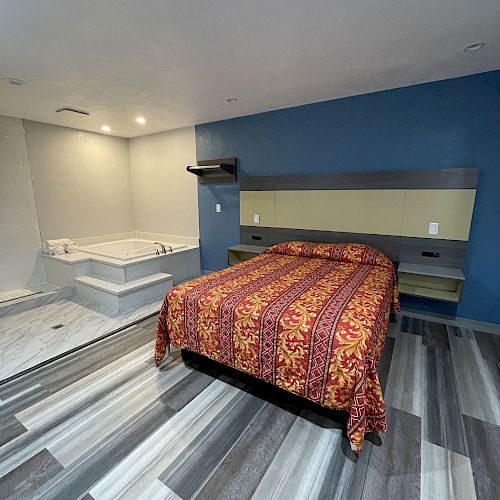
(1, 0, 499, 138)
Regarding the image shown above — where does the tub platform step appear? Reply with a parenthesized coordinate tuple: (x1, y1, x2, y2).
(74, 273, 172, 312)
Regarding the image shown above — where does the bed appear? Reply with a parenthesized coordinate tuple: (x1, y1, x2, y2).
(155, 241, 399, 452)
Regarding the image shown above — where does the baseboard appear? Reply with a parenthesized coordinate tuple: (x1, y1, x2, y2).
(399, 307, 500, 336)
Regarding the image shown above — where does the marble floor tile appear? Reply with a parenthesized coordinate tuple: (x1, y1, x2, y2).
(384, 331, 426, 417)
(463, 415, 500, 500)
(420, 441, 476, 500)
(0, 297, 161, 381)
(449, 334, 500, 426)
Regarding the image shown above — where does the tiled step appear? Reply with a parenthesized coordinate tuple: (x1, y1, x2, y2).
(74, 273, 172, 312)
(0, 285, 74, 318)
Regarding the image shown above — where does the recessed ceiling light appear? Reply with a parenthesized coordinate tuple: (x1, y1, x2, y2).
(226, 97, 238, 103)
(101, 125, 111, 133)
(135, 116, 146, 124)
(464, 42, 485, 52)
(3, 77, 26, 86)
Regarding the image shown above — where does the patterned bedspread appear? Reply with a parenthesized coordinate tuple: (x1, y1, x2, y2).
(155, 241, 399, 451)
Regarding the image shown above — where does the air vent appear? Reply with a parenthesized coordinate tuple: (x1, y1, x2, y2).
(55, 107, 90, 116)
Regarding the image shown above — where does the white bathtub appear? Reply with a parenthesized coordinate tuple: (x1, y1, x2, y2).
(80, 239, 187, 261)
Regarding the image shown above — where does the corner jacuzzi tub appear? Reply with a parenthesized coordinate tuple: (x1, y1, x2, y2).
(80, 239, 187, 260)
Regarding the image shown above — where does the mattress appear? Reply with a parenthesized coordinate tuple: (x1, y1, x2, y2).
(155, 241, 399, 452)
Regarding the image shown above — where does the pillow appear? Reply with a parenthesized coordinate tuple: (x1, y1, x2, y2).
(264, 241, 394, 270)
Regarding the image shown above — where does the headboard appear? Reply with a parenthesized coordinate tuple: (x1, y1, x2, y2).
(239, 168, 478, 269)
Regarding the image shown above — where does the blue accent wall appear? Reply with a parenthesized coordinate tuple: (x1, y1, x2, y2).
(195, 70, 500, 324)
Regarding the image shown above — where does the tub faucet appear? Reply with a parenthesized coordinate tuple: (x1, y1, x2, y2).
(154, 242, 166, 254)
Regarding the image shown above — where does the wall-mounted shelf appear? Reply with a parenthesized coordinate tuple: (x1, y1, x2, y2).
(187, 157, 237, 184)
(228, 244, 265, 266)
(397, 262, 464, 303)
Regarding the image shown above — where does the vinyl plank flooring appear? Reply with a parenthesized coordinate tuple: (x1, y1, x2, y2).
(138, 479, 181, 500)
(420, 441, 476, 500)
(89, 381, 241, 500)
(422, 320, 449, 350)
(362, 406, 421, 500)
(463, 415, 500, 500)
(47, 363, 190, 467)
(2, 313, 494, 500)
(193, 403, 296, 500)
(423, 345, 466, 455)
(0, 449, 64, 500)
(160, 370, 216, 411)
(160, 392, 265, 498)
(315, 437, 372, 500)
(384, 332, 426, 416)
(447, 325, 475, 340)
(400, 316, 423, 336)
(449, 335, 500, 426)
(378, 337, 395, 393)
(30, 399, 177, 500)
(474, 330, 500, 362)
(251, 417, 344, 500)
(0, 416, 27, 448)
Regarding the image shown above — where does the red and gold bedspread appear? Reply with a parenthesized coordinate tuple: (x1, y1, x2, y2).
(155, 241, 399, 451)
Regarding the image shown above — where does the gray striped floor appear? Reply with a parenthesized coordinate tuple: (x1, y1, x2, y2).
(0, 314, 498, 499)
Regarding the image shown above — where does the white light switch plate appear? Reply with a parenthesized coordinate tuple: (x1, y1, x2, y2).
(253, 214, 260, 224)
(215, 203, 221, 213)
(429, 222, 439, 235)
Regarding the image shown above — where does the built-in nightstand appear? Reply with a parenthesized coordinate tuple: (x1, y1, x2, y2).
(227, 244, 266, 266)
(397, 262, 465, 303)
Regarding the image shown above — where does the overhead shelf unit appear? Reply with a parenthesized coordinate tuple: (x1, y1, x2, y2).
(186, 157, 237, 184)
(397, 262, 465, 302)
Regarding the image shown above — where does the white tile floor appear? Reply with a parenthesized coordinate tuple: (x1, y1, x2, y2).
(0, 296, 162, 381)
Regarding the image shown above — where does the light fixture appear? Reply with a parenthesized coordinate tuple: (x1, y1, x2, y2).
(135, 116, 146, 125)
(3, 77, 26, 86)
(464, 42, 485, 52)
(226, 97, 238, 103)
(101, 125, 111, 133)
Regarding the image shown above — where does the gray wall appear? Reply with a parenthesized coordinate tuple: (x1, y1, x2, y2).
(129, 126, 199, 238)
(23, 120, 135, 241)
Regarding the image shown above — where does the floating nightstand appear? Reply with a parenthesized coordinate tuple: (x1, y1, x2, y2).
(227, 244, 266, 266)
(397, 262, 465, 303)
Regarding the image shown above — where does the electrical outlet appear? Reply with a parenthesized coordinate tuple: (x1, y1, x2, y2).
(215, 203, 221, 213)
(428, 222, 439, 235)
(253, 214, 260, 224)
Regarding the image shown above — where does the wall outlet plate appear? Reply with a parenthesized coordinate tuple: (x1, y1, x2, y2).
(429, 222, 439, 235)
(253, 214, 260, 224)
(215, 203, 221, 213)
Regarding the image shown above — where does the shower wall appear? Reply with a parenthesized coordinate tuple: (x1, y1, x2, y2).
(0, 116, 45, 292)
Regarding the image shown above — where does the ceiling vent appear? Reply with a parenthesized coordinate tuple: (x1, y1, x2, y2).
(55, 107, 90, 116)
